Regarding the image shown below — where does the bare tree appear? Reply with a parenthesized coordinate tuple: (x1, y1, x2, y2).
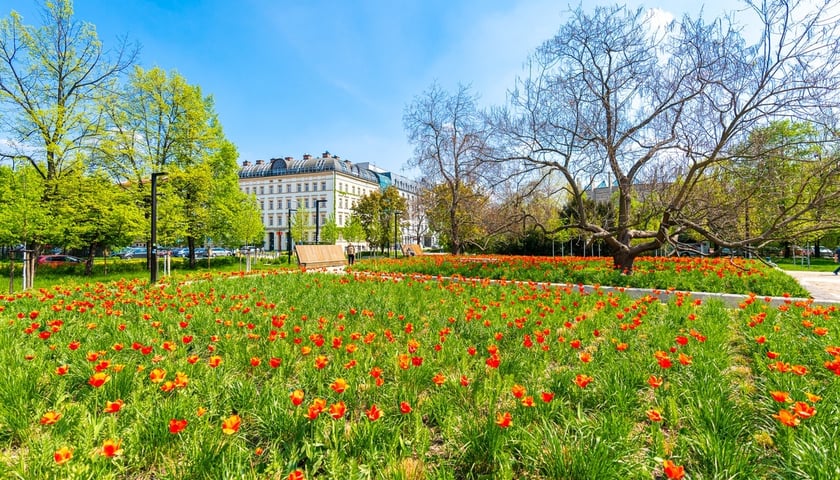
(493, 1, 840, 272)
(404, 82, 504, 254)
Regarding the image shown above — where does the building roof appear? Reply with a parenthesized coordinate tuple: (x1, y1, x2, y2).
(239, 152, 379, 183)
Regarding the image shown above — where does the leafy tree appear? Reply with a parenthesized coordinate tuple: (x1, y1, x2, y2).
(321, 214, 339, 245)
(291, 208, 309, 245)
(422, 182, 489, 252)
(221, 194, 264, 250)
(353, 187, 407, 252)
(404, 83, 503, 254)
(96, 66, 237, 267)
(494, 3, 840, 272)
(0, 164, 49, 248)
(0, 0, 136, 256)
(341, 213, 365, 246)
(54, 172, 145, 274)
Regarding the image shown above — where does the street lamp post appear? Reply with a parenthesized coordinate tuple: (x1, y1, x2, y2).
(287, 208, 297, 264)
(314, 199, 327, 244)
(150, 172, 167, 284)
(394, 211, 402, 258)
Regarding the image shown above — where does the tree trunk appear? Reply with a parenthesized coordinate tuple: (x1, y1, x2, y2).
(612, 248, 637, 275)
(85, 245, 95, 276)
(188, 237, 197, 269)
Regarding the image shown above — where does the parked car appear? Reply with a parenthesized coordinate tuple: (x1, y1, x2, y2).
(37, 255, 82, 267)
(113, 247, 147, 259)
(194, 248, 208, 258)
(171, 247, 190, 258)
(209, 247, 233, 257)
(816, 246, 833, 257)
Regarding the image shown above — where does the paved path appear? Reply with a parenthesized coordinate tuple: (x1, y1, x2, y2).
(783, 269, 840, 304)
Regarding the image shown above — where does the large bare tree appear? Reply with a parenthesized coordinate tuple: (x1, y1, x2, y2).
(404, 82, 502, 254)
(494, 1, 840, 272)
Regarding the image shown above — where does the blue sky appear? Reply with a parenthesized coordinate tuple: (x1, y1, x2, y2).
(9, 0, 730, 174)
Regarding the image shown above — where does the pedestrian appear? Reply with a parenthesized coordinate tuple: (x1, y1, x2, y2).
(834, 246, 840, 275)
(346, 243, 356, 265)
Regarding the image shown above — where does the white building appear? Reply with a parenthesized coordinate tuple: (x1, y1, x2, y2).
(238, 152, 431, 251)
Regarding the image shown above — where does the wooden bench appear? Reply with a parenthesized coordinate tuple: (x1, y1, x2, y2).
(401, 244, 424, 257)
(294, 245, 348, 269)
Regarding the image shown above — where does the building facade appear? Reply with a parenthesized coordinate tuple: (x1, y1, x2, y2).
(238, 152, 431, 251)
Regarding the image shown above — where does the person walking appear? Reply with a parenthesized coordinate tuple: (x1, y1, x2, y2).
(346, 243, 356, 266)
(834, 246, 840, 275)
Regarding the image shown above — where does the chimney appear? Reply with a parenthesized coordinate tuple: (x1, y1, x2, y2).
(322, 151, 330, 158)
(242, 161, 252, 167)
(255, 160, 264, 165)
(285, 157, 293, 161)
(303, 154, 312, 160)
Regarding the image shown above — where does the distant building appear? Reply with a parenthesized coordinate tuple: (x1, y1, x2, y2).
(237, 152, 431, 250)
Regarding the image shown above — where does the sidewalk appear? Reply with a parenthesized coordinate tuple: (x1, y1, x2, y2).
(782, 270, 840, 304)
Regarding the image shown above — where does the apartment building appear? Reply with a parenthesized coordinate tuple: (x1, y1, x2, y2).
(238, 152, 430, 251)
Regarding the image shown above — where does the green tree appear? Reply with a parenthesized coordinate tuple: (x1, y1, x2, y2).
(0, 0, 136, 182)
(423, 182, 488, 253)
(341, 213, 365, 246)
(291, 208, 309, 246)
(96, 66, 236, 267)
(321, 214, 339, 245)
(54, 172, 145, 274)
(353, 187, 407, 252)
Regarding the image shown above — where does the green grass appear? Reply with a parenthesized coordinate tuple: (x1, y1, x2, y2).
(0, 262, 838, 479)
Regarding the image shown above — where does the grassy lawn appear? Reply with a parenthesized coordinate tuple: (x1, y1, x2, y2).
(0, 255, 837, 479)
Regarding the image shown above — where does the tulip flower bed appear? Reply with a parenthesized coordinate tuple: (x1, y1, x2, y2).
(1, 267, 837, 479)
(355, 255, 809, 298)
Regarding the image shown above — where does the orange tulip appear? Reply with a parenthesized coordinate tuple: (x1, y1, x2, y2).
(99, 439, 123, 458)
(169, 418, 188, 434)
(646, 409, 663, 422)
(792, 401, 815, 419)
(662, 459, 685, 479)
(330, 378, 348, 394)
(574, 374, 593, 388)
(495, 411, 512, 428)
(88, 372, 110, 388)
(366, 404, 382, 421)
(769, 391, 791, 403)
(329, 401, 346, 419)
(53, 446, 72, 465)
(149, 368, 166, 383)
(290, 389, 305, 406)
(648, 375, 663, 388)
(221, 414, 241, 434)
(40, 411, 61, 425)
(511, 384, 526, 399)
(773, 409, 800, 427)
(103, 399, 124, 414)
(399, 401, 412, 414)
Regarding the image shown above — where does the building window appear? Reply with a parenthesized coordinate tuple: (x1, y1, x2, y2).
(268, 216, 273, 226)
(304, 198, 309, 208)
(260, 186, 264, 195)
(305, 183, 309, 192)
(297, 184, 301, 192)
(269, 185, 274, 194)
(321, 181, 327, 191)
(260, 201, 264, 210)
(286, 184, 291, 193)
(269, 200, 273, 210)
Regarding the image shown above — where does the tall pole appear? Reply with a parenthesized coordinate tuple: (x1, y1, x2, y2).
(288, 208, 296, 264)
(394, 211, 401, 258)
(314, 199, 327, 244)
(150, 172, 167, 284)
